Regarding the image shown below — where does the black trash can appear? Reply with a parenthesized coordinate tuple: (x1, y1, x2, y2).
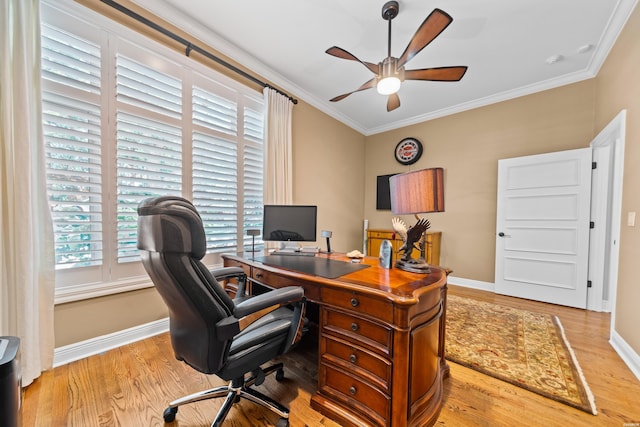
(0, 336, 21, 427)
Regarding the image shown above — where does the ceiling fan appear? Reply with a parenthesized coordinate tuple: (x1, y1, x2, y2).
(326, 1, 468, 112)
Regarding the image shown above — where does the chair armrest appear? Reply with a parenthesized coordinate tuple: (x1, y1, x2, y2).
(233, 286, 304, 318)
(216, 286, 305, 341)
(211, 266, 245, 281)
(211, 266, 248, 297)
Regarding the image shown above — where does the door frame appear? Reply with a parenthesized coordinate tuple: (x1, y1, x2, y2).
(588, 110, 626, 316)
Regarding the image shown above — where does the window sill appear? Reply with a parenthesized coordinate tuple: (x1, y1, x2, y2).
(54, 276, 155, 305)
(54, 261, 226, 304)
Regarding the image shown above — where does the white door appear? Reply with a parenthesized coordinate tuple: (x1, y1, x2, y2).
(495, 148, 592, 308)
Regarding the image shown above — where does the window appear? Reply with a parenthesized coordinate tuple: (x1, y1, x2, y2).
(41, 2, 264, 302)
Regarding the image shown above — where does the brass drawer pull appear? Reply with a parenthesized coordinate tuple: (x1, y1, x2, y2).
(349, 353, 357, 363)
(349, 386, 357, 395)
(255, 272, 263, 279)
(351, 323, 359, 332)
(350, 298, 359, 307)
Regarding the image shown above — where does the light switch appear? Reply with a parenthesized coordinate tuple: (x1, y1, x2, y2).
(628, 211, 636, 227)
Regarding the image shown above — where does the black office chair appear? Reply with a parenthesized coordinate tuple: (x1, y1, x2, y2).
(137, 196, 306, 427)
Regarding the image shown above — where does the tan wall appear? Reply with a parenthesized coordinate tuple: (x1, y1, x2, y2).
(594, 6, 640, 354)
(291, 102, 366, 253)
(364, 81, 596, 281)
(54, 288, 167, 347)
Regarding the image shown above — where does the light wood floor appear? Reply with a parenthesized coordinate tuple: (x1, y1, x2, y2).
(23, 285, 640, 426)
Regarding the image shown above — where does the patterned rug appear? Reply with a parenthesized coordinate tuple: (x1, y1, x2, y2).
(445, 295, 597, 415)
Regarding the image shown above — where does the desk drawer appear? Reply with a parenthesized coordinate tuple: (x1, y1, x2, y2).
(223, 258, 251, 275)
(321, 287, 393, 323)
(368, 230, 392, 239)
(321, 334, 391, 390)
(319, 363, 390, 427)
(323, 308, 392, 356)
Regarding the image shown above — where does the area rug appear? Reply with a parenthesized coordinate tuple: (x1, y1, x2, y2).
(445, 295, 597, 415)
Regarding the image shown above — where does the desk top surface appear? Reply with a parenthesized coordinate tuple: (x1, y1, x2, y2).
(253, 255, 370, 279)
(225, 252, 447, 301)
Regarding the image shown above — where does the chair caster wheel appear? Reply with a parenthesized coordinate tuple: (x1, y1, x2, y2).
(276, 417, 289, 427)
(163, 406, 178, 422)
(275, 368, 285, 382)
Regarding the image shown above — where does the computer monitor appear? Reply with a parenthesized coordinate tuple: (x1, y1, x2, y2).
(263, 205, 317, 242)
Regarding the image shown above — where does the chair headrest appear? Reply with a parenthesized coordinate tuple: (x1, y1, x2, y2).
(137, 196, 206, 259)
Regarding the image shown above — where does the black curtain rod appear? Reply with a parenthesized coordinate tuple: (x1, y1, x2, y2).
(100, 0, 298, 104)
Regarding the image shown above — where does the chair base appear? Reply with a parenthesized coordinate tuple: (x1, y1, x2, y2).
(163, 363, 289, 427)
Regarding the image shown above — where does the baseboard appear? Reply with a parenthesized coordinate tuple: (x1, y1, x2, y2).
(53, 317, 169, 367)
(609, 329, 640, 382)
(447, 276, 494, 292)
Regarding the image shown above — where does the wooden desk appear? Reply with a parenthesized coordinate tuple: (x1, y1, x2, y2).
(223, 253, 449, 427)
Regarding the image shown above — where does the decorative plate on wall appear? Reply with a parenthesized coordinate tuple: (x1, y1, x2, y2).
(394, 137, 423, 165)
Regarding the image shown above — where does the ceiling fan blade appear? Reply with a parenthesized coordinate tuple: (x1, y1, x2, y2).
(397, 9, 453, 68)
(329, 78, 377, 102)
(387, 93, 400, 112)
(405, 66, 468, 81)
(326, 46, 379, 74)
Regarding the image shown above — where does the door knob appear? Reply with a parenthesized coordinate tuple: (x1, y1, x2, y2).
(498, 232, 511, 237)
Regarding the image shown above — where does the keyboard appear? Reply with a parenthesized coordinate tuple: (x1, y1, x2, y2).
(271, 251, 317, 257)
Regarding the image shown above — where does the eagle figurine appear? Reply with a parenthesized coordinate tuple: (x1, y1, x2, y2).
(392, 217, 431, 263)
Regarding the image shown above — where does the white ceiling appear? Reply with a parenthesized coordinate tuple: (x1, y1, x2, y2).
(132, 0, 637, 136)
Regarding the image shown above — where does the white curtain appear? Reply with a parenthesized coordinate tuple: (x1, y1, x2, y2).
(263, 87, 294, 205)
(0, 0, 55, 386)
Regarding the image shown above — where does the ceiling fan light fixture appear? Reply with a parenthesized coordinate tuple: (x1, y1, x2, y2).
(377, 76, 401, 95)
(326, 4, 466, 111)
(377, 56, 403, 95)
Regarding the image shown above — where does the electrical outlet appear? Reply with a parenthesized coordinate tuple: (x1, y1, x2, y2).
(628, 211, 636, 227)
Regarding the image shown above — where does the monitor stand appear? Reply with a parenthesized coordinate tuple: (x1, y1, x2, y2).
(279, 241, 298, 251)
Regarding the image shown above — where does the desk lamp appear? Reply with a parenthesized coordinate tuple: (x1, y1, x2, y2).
(321, 230, 333, 253)
(389, 167, 444, 273)
(246, 229, 261, 258)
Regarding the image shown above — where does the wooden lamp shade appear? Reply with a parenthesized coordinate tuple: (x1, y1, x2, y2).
(389, 168, 444, 214)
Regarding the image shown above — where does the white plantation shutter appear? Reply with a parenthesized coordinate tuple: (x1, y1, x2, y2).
(41, 23, 103, 269)
(41, 24, 101, 94)
(116, 55, 182, 119)
(192, 85, 239, 251)
(192, 133, 238, 251)
(41, 3, 265, 299)
(116, 55, 182, 263)
(193, 87, 238, 136)
(115, 112, 182, 262)
(243, 105, 265, 249)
